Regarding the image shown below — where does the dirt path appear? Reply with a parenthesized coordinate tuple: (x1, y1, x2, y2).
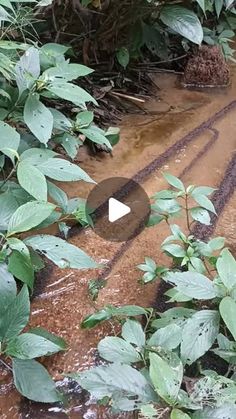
(1, 71, 236, 418)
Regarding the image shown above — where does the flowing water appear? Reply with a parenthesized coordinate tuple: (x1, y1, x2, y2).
(1, 71, 236, 418)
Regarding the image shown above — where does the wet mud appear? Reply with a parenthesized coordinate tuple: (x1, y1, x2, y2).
(1, 70, 236, 418)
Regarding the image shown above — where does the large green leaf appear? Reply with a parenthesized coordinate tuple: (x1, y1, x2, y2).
(216, 249, 236, 291)
(181, 310, 220, 365)
(165, 271, 217, 300)
(24, 94, 53, 144)
(37, 158, 94, 183)
(6, 332, 65, 359)
(149, 352, 183, 404)
(8, 250, 34, 289)
(12, 359, 61, 402)
(47, 82, 97, 106)
(121, 319, 145, 347)
(17, 160, 47, 202)
(190, 207, 211, 225)
(47, 181, 68, 211)
(42, 62, 93, 83)
(0, 192, 19, 230)
(98, 336, 141, 364)
(162, 172, 185, 191)
(171, 409, 191, 419)
(20, 148, 57, 166)
(220, 296, 236, 340)
(0, 263, 16, 316)
(0, 285, 30, 341)
(148, 324, 182, 350)
(0, 121, 20, 163)
(24, 234, 98, 269)
(15, 47, 40, 95)
(7, 201, 55, 235)
(71, 362, 155, 402)
(192, 404, 236, 418)
(160, 5, 203, 45)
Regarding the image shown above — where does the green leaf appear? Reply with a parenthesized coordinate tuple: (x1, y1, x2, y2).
(42, 62, 93, 83)
(59, 133, 81, 159)
(215, 0, 224, 17)
(116, 47, 130, 69)
(24, 234, 98, 269)
(165, 271, 217, 300)
(17, 161, 47, 202)
(8, 250, 34, 289)
(216, 249, 236, 291)
(181, 310, 220, 365)
(0, 285, 30, 342)
(112, 305, 148, 317)
(71, 362, 155, 403)
(6, 332, 65, 359)
(192, 186, 216, 196)
(105, 126, 120, 147)
(7, 202, 55, 236)
(192, 404, 236, 418)
(24, 94, 53, 145)
(195, 0, 205, 13)
(81, 308, 113, 329)
(7, 238, 30, 259)
(190, 207, 211, 225)
(165, 288, 192, 303)
(20, 148, 57, 166)
(76, 111, 94, 128)
(80, 125, 112, 150)
(49, 108, 72, 131)
(98, 336, 141, 364)
(149, 352, 183, 404)
(171, 409, 191, 419)
(162, 244, 186, 258)
(160, 5, 203, 45)
(47, 181, 68, 211)
(220, 297, 236, 340)
(193, 194, 216, 214)
(15, 47, 40, 95)
(148, 324, 182, 350)
(152, 308, 195, 330)
(37, 158, 94, 183)
(29, 327, 67, 349)
(0, 121, 20, 163)
(47, 83, 97, 106)
(121, 319, 145, 347)
(163, 172, 185, 191)
(0, 263, 16, 316)
(12, 359, 61, 402)
(0, 192, 19, 230)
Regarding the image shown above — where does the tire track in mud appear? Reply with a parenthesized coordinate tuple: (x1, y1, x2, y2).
(34, 100, 236, 296)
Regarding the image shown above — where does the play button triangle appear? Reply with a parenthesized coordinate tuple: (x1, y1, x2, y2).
(108, 197, 131, 223)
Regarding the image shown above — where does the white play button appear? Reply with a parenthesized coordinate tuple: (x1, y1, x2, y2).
(108, 197, 131, 223)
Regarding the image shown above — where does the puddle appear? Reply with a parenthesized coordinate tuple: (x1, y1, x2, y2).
(1, 71, 236, 418)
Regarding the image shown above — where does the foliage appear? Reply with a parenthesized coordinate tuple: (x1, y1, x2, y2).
(75, 174, 236, 418)
(0, 0, 119, 402)
(115, 0, 236, 68)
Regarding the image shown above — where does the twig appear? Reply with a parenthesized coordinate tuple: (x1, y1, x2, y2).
(110, 91, 145, 103)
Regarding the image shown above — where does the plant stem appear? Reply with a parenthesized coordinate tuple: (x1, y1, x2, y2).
(0, 167, 16, 190)
(185, 194, 191, 233)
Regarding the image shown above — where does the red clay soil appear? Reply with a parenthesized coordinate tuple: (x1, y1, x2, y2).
(183, 45, 230, 87)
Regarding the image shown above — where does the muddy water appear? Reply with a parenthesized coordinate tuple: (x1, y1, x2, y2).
(1, 71, 236, 418)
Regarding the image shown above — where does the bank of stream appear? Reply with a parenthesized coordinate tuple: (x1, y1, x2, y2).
(0, 71, 236, 418)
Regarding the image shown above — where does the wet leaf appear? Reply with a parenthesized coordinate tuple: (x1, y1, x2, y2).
(12, 359, 61, 402)
(24, 234, 98, 269)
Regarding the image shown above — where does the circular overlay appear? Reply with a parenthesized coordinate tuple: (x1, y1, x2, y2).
(86, 177, 150, 242)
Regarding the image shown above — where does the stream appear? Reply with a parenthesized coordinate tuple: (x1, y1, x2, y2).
(0, 71, 236, 418)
